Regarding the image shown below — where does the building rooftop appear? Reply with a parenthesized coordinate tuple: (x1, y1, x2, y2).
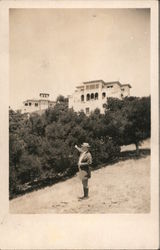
(23, 99, 56, 103)
(76, 85, 84, 89)
(121, 84, 132, 88)
(23, 98, 39, 103)
(83, 80, 105, 84)
(76, 80, 131, 88)
(104, 81, 121, 87)
(104, 81, 131, 88)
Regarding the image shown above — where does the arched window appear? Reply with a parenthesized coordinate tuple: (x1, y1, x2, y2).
(91, 93, 94, 99)
(86, 93, 90, 101)
(102, 92, 106, 99)
(81, 95, 84, 102)
(95, 93, 98, 100)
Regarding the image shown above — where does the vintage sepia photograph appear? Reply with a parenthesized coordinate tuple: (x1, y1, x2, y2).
(0, 0, 158, 249)
(9, 8, 151, 214)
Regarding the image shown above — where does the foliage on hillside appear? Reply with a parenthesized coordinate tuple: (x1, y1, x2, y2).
(9, 96, 150, 198)
(105, 96, 150, 153)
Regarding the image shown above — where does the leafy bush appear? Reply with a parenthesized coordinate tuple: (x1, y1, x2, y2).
(9, 95, 150, 198)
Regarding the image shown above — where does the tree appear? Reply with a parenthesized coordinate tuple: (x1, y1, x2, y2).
(105, 96, 151, 154)
(29, 113, 46, 136)
(56, 95, 68, 103)
(18, 153, 42, 183)
(10, 96, 132, 198)
(123, 96, 150, 154)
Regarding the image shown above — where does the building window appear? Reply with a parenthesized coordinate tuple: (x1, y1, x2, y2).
(95, 93, 98, 100)
(86, 93, 90, 101)
(86, 107, 90, 114)
(102, 92, 106, 99)
(96, 84, 99, 88)
(41, 101, 47, 105)
(107, 85, 113, 88)
(90, 84, 95, 90)
(81, 95, 84, 102)
(29, 102, 32, 106)
(121, 88, 125, 91)
(91, 93, 94, 99)
(35, 103, 38, 107)
(25, 103, 28, 106)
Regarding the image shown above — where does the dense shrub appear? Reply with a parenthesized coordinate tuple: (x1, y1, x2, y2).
(9, 96, 150, 198)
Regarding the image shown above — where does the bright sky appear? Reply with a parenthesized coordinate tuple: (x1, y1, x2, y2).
(9, 8, 150, 109)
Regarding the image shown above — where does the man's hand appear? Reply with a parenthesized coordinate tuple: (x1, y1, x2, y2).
(75, 145, 83, 153)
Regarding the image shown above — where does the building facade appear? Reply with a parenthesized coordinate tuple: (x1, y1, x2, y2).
(69, 80, 131, 114)
(22, 93, 56, 114)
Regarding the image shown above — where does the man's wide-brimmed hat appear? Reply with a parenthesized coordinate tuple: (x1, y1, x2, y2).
(81, 142, 90, 148)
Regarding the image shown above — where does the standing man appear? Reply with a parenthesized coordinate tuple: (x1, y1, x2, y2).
(75, 143, 92, 200)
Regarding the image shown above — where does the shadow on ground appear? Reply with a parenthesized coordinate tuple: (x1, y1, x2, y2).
(91, 148, 150, 171)
(119, 148, 150, 161)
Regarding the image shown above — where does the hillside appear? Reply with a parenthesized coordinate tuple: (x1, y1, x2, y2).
(10, 140, 150, 214)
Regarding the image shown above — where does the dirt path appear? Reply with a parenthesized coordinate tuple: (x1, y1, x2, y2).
(10, 144, 150, 213)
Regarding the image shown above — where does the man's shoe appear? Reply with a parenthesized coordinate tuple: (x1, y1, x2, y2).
(78, 188, 89, 200)
(78, 195, 88, 200)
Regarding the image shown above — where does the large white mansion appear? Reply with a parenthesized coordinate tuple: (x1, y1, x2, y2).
(21, 80, 131, 115)
(69, 80, 131, 114)
(21, 93, 56, 114)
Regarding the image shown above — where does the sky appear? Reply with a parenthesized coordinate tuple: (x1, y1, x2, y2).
(9, 8, 150, 109)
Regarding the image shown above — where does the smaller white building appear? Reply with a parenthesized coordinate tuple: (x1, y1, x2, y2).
(22, 93, 56, 114)
(69, 80, 131, 115)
